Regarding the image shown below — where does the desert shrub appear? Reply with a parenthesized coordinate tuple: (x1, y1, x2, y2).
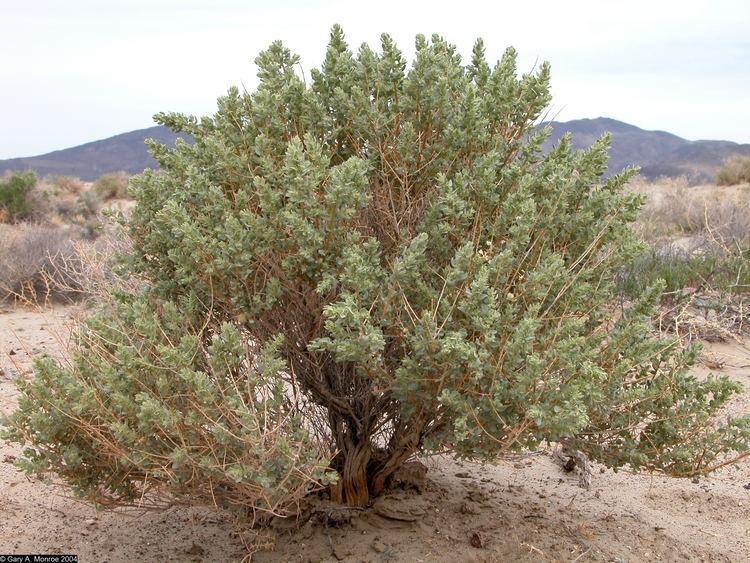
(4, 28, 749, 518)
(0, 171, 36, 222)
(0, 218, 137, 304)
(25, 180, 80, 224)
(78, 188, 103, 216)
(44, 175, 86, 195)
(92, 171, 130, 200)
(0, 223, 83, 302)
(717, 155, 750, 186)
(13, 175, 107, 227)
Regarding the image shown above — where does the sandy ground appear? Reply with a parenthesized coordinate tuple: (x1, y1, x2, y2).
(1, 304, 749, 562)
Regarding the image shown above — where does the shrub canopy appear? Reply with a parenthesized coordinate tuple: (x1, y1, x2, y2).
(4, 27, 749, 510)
(0, 171, 35, 222)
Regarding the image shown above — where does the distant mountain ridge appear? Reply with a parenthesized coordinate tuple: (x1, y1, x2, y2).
(543, 118, 750, 183)
(1, 118, 748, 183)
(0, 126, 186, 181)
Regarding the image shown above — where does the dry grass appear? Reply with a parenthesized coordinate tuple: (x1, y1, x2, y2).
(54, 227, 137, 302)
(654, 289, 749, 344)
(630, 176, 750, 246)
(623, 176, 750, 346)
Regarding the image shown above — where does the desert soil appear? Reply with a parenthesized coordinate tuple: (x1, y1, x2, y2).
(1, 304, 749, 562)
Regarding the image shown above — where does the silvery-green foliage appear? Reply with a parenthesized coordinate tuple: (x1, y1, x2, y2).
(4, 27, 748, 510)
(5, 294, 334, 513)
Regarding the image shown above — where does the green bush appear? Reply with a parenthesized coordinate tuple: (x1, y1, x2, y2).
(0, 171, 36, 222)
(717, 155, 750, 186)
(4, 27, 749, 517)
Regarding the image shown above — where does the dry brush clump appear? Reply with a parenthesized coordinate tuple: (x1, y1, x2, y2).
(654, 289, 750, 345)
(92, 171, 130, 200)
(28, 178, 93, 226)
(44, 174, 87, 196)
(0, 170, 138, 305)
(717, 154, 750, 186)
(0, 223, 83, 303)
(631, 177, 750, 243)
(3, 27, 749, 533)
(0, 219, 134, 306)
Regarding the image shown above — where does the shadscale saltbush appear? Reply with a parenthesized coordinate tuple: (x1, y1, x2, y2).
(4, 27, 749, 512)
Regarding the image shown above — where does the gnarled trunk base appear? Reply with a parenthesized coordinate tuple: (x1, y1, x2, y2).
(329, 421, 424, 506)
(330, 441, 372, 507)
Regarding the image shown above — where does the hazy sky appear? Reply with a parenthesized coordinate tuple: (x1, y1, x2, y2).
(2, 0, 748, 159)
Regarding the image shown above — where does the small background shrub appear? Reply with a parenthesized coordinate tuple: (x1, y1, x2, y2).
(27, 179, 85, 224)
(0, 222, 134, 304)
(44, 175, 86, 195)
(78, 189, 103, 217)
(717, 155, 750, 186)
(92, 172, 130, 200)
(0, 171, 36, 222)
(0, 223, 82, 302)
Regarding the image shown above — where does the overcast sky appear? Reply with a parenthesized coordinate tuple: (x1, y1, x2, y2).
(2, 0, 748, 159)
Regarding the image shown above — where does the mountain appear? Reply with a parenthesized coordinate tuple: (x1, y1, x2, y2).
(1, 118, 748, 184)
(0, 126, 187, 181)
(543, 117, 750, 183)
